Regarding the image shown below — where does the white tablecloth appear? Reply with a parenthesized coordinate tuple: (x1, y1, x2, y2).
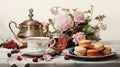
(0, 40, 120, 67)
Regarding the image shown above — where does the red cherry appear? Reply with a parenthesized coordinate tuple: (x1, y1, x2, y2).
(7, 53, 11, 57)
(32, 57, 38, 62)
(6, 45, 11, 49)
(3, 43, 9, 48)
(19, 45, 27, 49)
(17, 56, 22, 61)
(64, 55, 70, 60)
(9, 40, 19, 49)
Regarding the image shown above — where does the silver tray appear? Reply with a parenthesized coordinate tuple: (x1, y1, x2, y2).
(63, 47, 116, 59)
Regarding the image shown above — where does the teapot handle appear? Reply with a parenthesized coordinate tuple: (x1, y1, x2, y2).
(9, 21, 18, 39)
(42, 23, 49, 36)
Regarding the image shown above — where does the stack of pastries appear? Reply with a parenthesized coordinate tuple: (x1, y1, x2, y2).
(74, 40, 111, 56)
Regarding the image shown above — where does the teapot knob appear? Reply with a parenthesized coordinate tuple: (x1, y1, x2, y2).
(28, 8, 34, 20)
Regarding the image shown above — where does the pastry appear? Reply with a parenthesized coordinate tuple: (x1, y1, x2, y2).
(79, 40, 92, 45)
(79, 44, 93, 49)
(74, 46, 86, 56)
(87, 49, 99, 56)
(93, 42, 104, 51)
(101, 47, 111, 55)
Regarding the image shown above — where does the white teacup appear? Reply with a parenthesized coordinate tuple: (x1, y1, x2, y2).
(26, 37, 55, 52)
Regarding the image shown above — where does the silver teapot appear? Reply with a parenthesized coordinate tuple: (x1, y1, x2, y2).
(9, 8, 49, 46)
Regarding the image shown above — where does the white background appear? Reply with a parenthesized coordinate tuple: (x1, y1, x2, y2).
(0, 0, 120, 42)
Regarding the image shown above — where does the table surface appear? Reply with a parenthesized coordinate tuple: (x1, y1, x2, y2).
(0, 40, 120, 67)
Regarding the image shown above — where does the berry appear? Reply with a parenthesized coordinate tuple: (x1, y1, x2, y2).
(64, 55, 70, 60)
(40, 57, 44, 60)
(19, 45, 27, 49)
(17, 56, 22, 61)
(2, 39, 19, 49)
(50, 52, 57, 56)
(11, 50, 16, 54)
(32, 57, 38, 62)
(51, 51, 62, 56)
(68, 47, 74, 55)
(55, 51, 62, 55)
(14, 48, 19, 53)
(7, 53, 11, 57)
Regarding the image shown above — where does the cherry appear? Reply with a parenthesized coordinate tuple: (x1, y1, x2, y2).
(32, 57, 38, 62)
(7, 53, 11, 57)
(17, 56, 22, 61)
(64, 55, 70, 60)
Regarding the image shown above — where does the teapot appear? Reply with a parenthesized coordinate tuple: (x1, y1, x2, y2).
(9, 8, 49, 46)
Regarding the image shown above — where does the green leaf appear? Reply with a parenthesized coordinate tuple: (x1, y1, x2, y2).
(49, 18, 56, 29)
(0, 43, 4, 47)
(73, 8, 78, 11)
(62, 8, 70, 12)
(69, 14, 74, 20)
(95, 15, 106, 22)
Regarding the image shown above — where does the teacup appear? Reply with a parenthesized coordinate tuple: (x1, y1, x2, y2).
(50, 37, 68, 51)
(26, 37, 55, 52)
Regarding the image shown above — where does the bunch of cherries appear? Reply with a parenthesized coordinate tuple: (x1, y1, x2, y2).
(1, 39, 26, 49)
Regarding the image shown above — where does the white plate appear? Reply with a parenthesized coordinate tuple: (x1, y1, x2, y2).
(63, 47, 116, 59)
(21, 48, 55, 56)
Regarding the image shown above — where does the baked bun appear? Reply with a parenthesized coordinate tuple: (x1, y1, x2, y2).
(93, 42, 104, 51)
(101, 47, 111, 55)
(74, 46, 86, 56)
(79, 40, 92, 45)
(87, 49, 99, 56)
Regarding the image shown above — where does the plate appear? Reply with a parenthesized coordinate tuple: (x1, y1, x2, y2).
(63, 47, 116, 59)
(21, 48, 55, 56)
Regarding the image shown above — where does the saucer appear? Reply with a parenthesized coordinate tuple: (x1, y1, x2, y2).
(20, 48, 55, 56)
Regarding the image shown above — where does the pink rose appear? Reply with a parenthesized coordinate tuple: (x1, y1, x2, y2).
(100, 24, 107, 30)
(73, 11, 85, 24)
(72, 32, 85, 45)
(94, 29, 100, 38)
(43, 54, 52, 60)
(54, 14, 74, 32)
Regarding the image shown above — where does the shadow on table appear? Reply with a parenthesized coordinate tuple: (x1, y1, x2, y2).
(24, 54, 120, 67)
(70, 54, 120, 61)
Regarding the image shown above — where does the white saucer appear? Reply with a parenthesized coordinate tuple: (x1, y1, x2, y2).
(20, 48, 55, 56)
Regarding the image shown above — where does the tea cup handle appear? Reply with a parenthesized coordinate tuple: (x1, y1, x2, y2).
(49, 39, 56, 48)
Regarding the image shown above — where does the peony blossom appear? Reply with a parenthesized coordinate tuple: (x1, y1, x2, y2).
(100, 24, 107, 30)
(94, 29, 100, 38)
(54, 14, 74, 32)
(72, 32, 85, 45)
(73, 10, 85, 24)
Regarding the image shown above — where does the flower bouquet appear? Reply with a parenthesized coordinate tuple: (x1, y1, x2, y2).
(49, 5, 107, 47)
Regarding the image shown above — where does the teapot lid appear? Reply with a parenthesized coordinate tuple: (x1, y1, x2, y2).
(20, 8, 42, 26)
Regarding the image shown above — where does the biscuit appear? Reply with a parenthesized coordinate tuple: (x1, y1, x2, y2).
(87, 49, 99, 56)
(79, 40, 92, 45)
(79, 44, 93, 49)
(101, 47, 111, 55)
(93, 42, 104, 51)
(74, 46, 86, 56)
